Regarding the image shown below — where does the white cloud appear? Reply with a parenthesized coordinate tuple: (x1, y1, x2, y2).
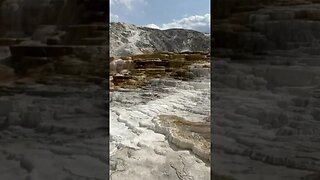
(110, 13, 120, 22)
(144, 24, 160, 29)
(161, 14, 210, 32)
(110, 0, 146, 10)
(142, 14, 210, 32)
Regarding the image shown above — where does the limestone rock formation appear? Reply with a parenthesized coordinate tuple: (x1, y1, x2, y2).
(110, 74, 211, 180)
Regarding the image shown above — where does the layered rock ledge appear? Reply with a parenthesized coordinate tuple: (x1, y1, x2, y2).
(153, 115, 210, 162)
(109, 52, 210, 90)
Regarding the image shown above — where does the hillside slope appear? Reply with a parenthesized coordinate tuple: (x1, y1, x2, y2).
(110, 22, 210, 57)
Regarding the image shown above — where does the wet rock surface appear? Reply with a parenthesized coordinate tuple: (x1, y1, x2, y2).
(155, 115, 210, 162)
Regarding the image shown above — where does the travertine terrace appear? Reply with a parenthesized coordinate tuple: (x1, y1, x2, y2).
(213, 0, 320, 179)
(109, 52, 211, 180)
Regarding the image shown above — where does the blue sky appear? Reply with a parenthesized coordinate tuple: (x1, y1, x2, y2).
(110, 0, 210, 33)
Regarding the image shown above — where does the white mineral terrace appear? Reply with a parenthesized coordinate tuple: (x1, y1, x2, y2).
(110, 73, 210, 180)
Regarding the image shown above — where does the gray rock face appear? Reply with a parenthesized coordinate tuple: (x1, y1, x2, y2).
(110, 22, 210, 57)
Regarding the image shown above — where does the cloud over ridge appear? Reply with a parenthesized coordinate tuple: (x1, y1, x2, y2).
(145, 14, 210, 32)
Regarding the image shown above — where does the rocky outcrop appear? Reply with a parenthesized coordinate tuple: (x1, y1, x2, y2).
(109, 52, 210, 90)
(110, 22, 210, 57)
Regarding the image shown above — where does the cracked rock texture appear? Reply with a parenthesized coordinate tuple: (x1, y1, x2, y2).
(110, 73, 210, 179)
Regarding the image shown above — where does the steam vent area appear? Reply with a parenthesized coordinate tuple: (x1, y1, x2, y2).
(109, 26, 211, 179)
(0, 0, 108, 179)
